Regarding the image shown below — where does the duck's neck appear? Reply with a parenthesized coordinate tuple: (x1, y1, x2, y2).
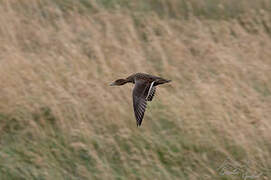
(124, 79, 134, 84)
(125, 77, 135, 84)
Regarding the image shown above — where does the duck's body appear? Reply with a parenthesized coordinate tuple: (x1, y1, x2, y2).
(110, 73, 171, 126)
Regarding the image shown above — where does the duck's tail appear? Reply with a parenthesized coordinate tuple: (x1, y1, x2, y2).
(156, 78, 171, 85)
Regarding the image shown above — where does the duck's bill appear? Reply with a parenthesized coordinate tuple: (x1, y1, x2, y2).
(110, 82, 116, 86)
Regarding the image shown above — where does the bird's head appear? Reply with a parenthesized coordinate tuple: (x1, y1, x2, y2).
(110, 79, 128, 86)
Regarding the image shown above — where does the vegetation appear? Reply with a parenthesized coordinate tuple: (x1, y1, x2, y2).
(0, 0, 271, 179)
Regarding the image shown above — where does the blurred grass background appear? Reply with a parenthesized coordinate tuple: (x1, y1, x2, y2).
(0, 0, 271, 179)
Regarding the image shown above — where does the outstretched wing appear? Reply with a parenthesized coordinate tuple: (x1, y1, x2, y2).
(132, 80, 149, 126)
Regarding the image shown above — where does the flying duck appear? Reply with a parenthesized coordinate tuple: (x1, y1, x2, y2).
(110, 73, 171, 126)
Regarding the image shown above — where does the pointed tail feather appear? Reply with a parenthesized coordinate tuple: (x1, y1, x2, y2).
(156, 79, 171, 85)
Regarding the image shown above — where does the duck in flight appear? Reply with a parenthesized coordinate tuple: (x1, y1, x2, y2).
(110, 73, 171, 126)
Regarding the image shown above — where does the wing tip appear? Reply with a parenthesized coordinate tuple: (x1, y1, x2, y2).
(136, 119, 142, 127)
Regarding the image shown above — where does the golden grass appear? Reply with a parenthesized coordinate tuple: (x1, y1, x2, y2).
(0, 0, 271, 179)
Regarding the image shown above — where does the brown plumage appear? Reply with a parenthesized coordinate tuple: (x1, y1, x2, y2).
(110, 73, 171, 126)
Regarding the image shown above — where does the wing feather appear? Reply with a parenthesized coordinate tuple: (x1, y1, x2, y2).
(147, 86, 156, 101)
